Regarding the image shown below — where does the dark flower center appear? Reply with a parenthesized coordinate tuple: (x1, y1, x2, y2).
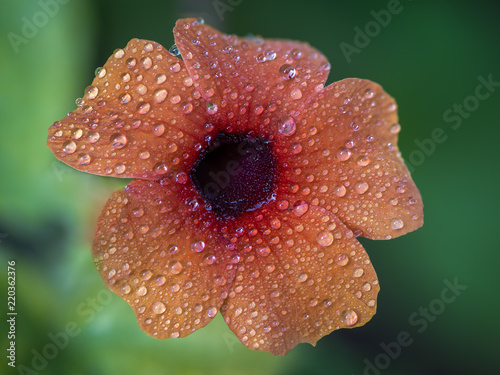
(190, 132, 277, 219)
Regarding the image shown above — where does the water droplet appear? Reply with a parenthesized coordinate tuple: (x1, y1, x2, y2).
(62, 140, 76, 154)
(136, 84, 148, 95)
(334, 185, 347, 197)
(152, 301, 166, 314)
(169, 261, 183, 275)
(169, 44, 180, 56)
(364, 88, 374, 99)
(182, 102, 193, 114)
(291, 48, 302, 60)
(205, 102, 218, 115)
(390, 218, 404, 230)
(257, 246, 271, 257)
(137, 102, 151, 114)
(265, 264, 276, 273)
(207, 307, 218, 318)
(111, 133, 127, 148)
(115, 163, 126, 174)
(337, 147, 352, 161)
(357, 156, 371, 166)
(279, 64, 296, 80)
(88, 132, 100, 143)
(390, 123, 401, 134)
(191, 240, 206, 252)
(277, 116, 296, 136)
(152, 88, 167, 104)
(114, 48, 125, 59)
(72, 129, 83, 139)
(341, 309, 358, 326)
(388, 102, 397, 112)
(316, 231, 334, 247)
(354, 181, 369, 194)
(139, 151, 150, 159)
(136, 286, 148, 296)
(119, 93, 132, 104)
(298, 273, 308, 282)
(87, 86, 98, 100)
(153, 123, 165, 137)
(293, 201, 309, 217)
(78, 153, 91, 165)
(353, 268, 364, 278)
(335, 253, 349, 266)
(95, 67, 107, 78)
(126, 57, 136, 68)
(141, 56, 152, 69)
(291, 88, 302, 100)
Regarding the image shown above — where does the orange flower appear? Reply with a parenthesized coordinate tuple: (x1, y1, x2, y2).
(47, 18, 423, 355)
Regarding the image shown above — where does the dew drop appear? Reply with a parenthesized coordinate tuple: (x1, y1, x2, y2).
(95, 67, 107, 78)
(341, 309, 358, 326)
(279, 64, 296, 80)
(114, 48, 125, 59)
(78, 153, 91, 165)
(152, 301, 166, 314)
(141, 56, 152, 69)
(191, 240, 206, 252)
(207, 307, 218, 318)
(293, 201, 309, 217)
(87, 86, 98, 100)
(169, 44, 180, 56)
(291, 88, 303, 100)
(169, 261, 183, 275)
(354, 181, 369, 194)
(153, 88, 168, 103)
(291, 48, 302, 60)
(62, 140, 76, 154)
(136, 286, 148, 296)
(335, 253, 349, 266)
(390, 123, 401, 134)
(119, 93, 132, 104)
(137, 102, 151, 114)
(277, 116, 296, 136)
(115, 163, 126, 175)
(153, 123, 165, 137)
(334, 185, 347, 197)
(364, 88, 374, 99)
(298, 273, 308, 283)
(337, 147, 352, 161)
(316, 231, 334, 247)
(353, 268, 364, 278)
(139, 151, 150, 159)
(357, 156, 371, 166)
(390, 218, 404, 230)
(111, 133, 127, 148)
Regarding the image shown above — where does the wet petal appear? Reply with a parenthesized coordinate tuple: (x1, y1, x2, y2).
(93, 179, 236, 338)
(281, 78, 423, 239)
(173, 18, 330, 137)
(221, 205, 379, 355)
(47, 39, 208, 179)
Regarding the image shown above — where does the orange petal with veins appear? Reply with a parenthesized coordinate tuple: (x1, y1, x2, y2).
(221, 205, 379, 355)
(173, 18, 331, 137)
(47, 39, 208, 179)
(279, 78, 423, 239)
(93, 178, 236, 338)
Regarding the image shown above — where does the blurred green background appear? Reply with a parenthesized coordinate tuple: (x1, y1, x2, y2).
(1, 0, 499, 374)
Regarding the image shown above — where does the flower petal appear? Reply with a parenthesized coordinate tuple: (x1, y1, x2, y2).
(173, 18, 331, 137)
(93, 178, 236, 338)
(47, 39, 208, 179)
(220, 205, 379, 355)
(281, 78, 423, 239)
